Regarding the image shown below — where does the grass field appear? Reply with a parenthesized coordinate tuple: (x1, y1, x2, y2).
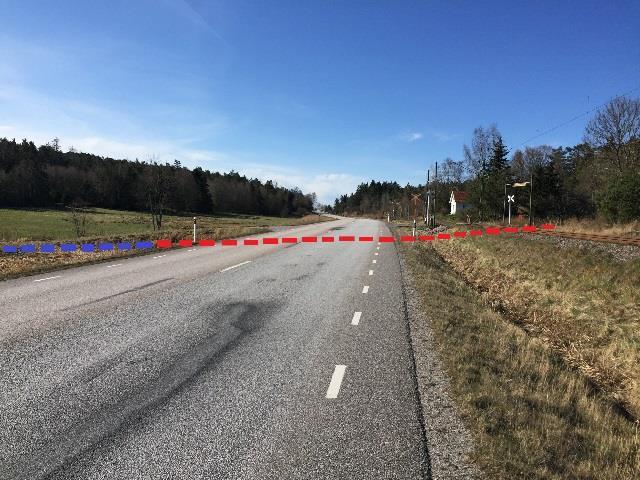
(0, 208, 330, 242)
(0, 208, 332, 280)
(402, 239, 640, 479)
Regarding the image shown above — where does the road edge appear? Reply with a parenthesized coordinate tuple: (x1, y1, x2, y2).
(395, 241, 480, 480)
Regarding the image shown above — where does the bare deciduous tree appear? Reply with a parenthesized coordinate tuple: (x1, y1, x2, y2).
(67, 204, 88, 238)
(463, 124, 501, 220)
(145, 160, 169, 231)
(584, 95, 640, 172)
(440, 157, 464, 184)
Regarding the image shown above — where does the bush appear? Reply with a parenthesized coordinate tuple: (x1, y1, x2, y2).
(598, 170, 640, 222)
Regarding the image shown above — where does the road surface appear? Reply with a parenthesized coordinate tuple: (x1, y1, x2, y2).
(0, 218, 429, 479)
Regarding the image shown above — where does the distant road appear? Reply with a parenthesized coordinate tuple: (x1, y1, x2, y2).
(0, 218, 429, 479)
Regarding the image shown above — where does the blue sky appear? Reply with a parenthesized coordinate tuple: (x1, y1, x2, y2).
(1, 1, 639, 203)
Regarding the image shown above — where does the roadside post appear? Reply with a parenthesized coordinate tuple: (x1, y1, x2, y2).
(412, 218, 417, 238)
(507, 195, 514, 225)
(193, 217, 197, 243)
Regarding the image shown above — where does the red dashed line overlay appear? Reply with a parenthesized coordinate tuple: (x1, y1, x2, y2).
(160, 224, 554, 248)
(0, 224, 556, 254)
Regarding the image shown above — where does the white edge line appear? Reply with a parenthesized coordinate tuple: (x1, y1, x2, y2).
(351, 311, 362, 325)
(220, 260, 252, 273)
(326, 365, 347, 398)
(33, 275, 61, 282)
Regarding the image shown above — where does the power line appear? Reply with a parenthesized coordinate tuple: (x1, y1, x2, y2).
(515, 83, 640, 148)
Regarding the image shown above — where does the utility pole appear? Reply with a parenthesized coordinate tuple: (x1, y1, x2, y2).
(480, 158, 485, 222)
(433, 162, 438, 227)
(425, 170, 431, 227)
(423, 171, 428, 222)
(529, 170, 533, 226)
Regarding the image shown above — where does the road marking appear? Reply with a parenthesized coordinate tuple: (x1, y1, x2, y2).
(374, 252, 378, 256)
(372, 259, 377, 264)
(351, 311, 362, 325)
(369, 270, 373, 275)
(376, 246, 380, 250)
(152, 255, 167, 259)
(220, 260, 251, 273)
(362, 285, 369, 293)
(106, 263, 123, 268)
(33, 275, 61, 282)
(326, 365, 347, 399)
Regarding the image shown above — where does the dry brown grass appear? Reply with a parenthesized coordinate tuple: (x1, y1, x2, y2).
(555, 218, 640, 237)
(0, 211, 333, 280)
(403, 242, 640, 479)
(0, 225, 266, 281)
(431, 234, 640, 422)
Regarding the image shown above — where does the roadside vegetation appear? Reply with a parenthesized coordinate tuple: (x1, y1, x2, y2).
(330, 95, 640, 228)
(0, 207, 331, 280)
(0, 207, 329, 242)
(402, 239, 640, 479)
(555, 218, 640, 237)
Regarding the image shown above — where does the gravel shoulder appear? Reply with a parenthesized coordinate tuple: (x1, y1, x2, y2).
(398, 249, 479, 480)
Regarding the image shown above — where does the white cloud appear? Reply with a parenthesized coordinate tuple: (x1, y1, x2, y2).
(431, 131, 461, 142)
(234, 164, 363, 204)
(399, 131, 423, 142)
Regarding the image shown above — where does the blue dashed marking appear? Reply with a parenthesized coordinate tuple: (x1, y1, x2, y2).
(1, 239, 168, 254)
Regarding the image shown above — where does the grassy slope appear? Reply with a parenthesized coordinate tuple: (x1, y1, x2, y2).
(403, 242, 640, 479)
(433, 235, 640, 420)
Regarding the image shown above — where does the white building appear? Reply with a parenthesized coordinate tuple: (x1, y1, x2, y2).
(449, 190, 470, 215)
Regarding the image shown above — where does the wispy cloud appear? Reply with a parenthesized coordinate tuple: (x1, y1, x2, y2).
(234, 164, 363, 204)
(399, 131, 423, 142)
(430, 130, 461, 142)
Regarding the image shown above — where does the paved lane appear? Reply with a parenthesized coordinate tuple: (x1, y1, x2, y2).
(0, 218, 428, 479)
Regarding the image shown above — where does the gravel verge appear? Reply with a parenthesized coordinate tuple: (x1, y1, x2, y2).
(524, 233, 640, 262)
(398, 251, 480, 480)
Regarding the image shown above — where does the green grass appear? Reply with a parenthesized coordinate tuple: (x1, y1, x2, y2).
(0, 208, 330, 242)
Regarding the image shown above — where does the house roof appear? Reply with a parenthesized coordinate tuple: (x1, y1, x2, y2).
(451, 190, 468, 202)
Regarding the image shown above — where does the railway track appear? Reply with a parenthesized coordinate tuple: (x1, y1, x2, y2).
(534, 230, 640, 247)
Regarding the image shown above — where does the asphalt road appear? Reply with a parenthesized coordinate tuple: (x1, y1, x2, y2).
(0, 218, 429, 479)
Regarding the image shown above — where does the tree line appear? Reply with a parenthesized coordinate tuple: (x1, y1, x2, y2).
(331, 95, 640, 223)
(0, 138, 317, 227)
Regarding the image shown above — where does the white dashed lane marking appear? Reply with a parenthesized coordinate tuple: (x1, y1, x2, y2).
(326, 365, 347, 399)
(372, 259, 377, 264)
(369, 270, 373, 275)
(351, 311, 362, 325)
(362, 286, 369, 294)
(33, 275, 61, 283)
(106, 264, 123, 268)
(220, 260, 251, 273)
